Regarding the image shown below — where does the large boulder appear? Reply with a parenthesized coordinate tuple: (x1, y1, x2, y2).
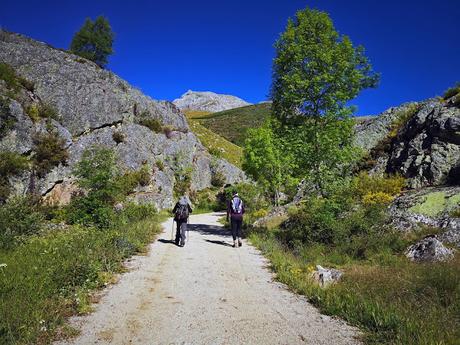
(0, 30, 246, 209)
(405, 236, 454, 262)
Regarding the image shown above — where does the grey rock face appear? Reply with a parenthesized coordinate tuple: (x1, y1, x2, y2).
(173, 90, 251, 113)
(405, 236, 454, 262)
(355, 99, 460, 188)
(0, 31, 246, 210)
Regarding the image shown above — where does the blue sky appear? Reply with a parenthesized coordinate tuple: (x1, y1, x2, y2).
(1, 0, 459, 115)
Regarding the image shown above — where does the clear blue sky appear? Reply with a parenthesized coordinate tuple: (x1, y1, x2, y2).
(1, 0, 459, 115)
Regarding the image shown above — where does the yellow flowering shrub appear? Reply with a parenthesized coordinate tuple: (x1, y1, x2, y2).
(362, 191, 394, 205)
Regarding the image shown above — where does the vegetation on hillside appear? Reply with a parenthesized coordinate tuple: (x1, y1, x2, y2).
(0, 147, 162, 344)
(186, 114, 243, 167)
(194, 103, 271, 145)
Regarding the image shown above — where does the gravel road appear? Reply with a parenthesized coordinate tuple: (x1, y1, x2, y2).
(56, 212, 361, 345)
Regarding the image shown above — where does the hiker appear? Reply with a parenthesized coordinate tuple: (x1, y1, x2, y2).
(227, 191, 245, 247)
(172, 195, 193, 247)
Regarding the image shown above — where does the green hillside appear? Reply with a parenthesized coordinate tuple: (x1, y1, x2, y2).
(194, 103, 272, 145)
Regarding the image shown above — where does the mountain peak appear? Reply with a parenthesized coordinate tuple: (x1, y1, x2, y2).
(173, 90, 251, 113)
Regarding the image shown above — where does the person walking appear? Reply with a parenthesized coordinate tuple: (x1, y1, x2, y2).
(172, 195, 193, 247)
(227, 191, 245, 248)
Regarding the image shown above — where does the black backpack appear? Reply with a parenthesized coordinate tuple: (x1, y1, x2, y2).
(175, 203, 189, 221)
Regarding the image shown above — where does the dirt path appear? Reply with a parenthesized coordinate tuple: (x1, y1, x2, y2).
(56, 212, 361, 345)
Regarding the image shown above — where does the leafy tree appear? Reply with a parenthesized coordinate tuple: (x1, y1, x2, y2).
(271, 7, 379, 193)
(243, 121, 295, 205)
(70, 16, 114, 68)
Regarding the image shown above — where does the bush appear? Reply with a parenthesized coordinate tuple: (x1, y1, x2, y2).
(174, 166, 192, 197)
(443, 82, 460, 100)
(155, 159, 164, 171)
(33, 131, 68, 177)
(208, 147, 222, 157)
(0, 151, 30, 203)
(137, 164, 151, 186)
(0, 196, 44, 249)
(353, 172, 405, 199)
(138, 117, 163, 133)
(26, 103, 60, 122)
(191, 188, 224, 212)
(211, 170, 226, 187)
(112, 131, 125, 144)
(362, 191, 394, 205)
(0, 97, 16, 139)
(0, 63, 19, 91)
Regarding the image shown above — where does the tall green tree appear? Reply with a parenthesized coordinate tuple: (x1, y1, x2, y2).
(70, 16, 114, 68)
(271, 7, 379, 193)
(243, 121, 295, 205)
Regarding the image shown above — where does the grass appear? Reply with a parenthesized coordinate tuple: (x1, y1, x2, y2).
(250, 231, 460, 345)
(0, 215, 163, 345)
(187, 118, 243, 168)
(409, 191, 460, 217)
(192, 103, 272, 145)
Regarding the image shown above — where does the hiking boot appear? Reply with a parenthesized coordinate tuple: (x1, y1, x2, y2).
(238, 239, 242, 247)
(233, 240, 237, 248)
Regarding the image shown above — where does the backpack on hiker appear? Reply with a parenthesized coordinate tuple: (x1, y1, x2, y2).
(175, 202, 189, 221)
(231, 196, 243, 214)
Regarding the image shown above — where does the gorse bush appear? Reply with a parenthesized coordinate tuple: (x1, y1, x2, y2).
(353, 172, 405, 199)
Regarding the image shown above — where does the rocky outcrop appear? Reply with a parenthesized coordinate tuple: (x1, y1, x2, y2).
(0, 30, 245, 209)
(355, 98, 460, 188)
(405, 236, 454, 262)
(173, 90, 251, 113)
(312, 265, 343, 287)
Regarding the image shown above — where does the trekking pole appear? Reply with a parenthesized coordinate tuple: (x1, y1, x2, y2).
(171, 219, 175, 241)
(187, 217, 190, 242)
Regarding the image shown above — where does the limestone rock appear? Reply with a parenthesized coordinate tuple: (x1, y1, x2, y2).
(312, 265, 343, 287)
(173, 90, 251, 113)
(405, 236, 454, 262)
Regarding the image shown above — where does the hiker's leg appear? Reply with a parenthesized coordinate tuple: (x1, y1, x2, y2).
(236, 219, 243, 246)
(180, 222, 186, 245)
(175, 221, 182, 244)
(230, 219, 237, 241)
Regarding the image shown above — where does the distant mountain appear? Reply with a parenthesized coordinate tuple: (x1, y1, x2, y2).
(173, 90, 251, 113)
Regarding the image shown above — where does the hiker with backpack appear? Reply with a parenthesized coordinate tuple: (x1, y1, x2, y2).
(172, 195, 193, 247)
(227, 191, 245, 248)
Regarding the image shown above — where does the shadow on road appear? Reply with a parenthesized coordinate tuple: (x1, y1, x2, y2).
(188, 223, 231, 237)
(205, 239, 232, 247)
(158, 239, 177, 245)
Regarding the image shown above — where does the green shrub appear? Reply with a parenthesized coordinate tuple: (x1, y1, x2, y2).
(191, 188, 224, 212)
(443, 82, 460, 100)
(163, 125, 173, 138)
(0, 97, 16, 138)
(0, 62, 19, 91)
(155, 159, 164, 171)
(0, 196, 44, 249)
(138, 117, 163, 133)
(137, 164, 151, 186)
(208, 147, 222, 157)
(33, 131, 68, 177)
(112, 130, 125, 144)
(174, 166, 192, 197)
(26, 103, 59, 122)
(353, 172, 405, 199)
(0, 151, 30, 203)
(211, 170, 226, 187)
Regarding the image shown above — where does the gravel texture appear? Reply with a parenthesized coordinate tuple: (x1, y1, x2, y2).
(56, 212, 361, 345)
